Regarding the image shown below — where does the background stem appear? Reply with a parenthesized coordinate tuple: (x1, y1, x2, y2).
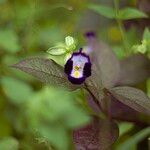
(114, 0, 129, 55)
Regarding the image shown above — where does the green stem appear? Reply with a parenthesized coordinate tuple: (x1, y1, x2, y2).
(114, 0, 129, 55)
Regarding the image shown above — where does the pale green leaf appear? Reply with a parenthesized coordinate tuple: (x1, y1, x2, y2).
(118, 7, 148, 20)
(65, 36, 75, 47)
(88, 4, 116, 19)
(47, 46, 66, 55)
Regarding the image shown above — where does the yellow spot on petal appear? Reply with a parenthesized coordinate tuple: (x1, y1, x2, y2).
(74, 71, 80, 78)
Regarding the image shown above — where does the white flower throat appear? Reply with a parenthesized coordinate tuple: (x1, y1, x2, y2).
(71, 55, 89, 78)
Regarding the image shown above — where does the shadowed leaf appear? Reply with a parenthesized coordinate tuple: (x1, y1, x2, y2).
(85, 64, 104, 104)
(87, 38, 120, 88)
(110, 96, 150, 125)
(73, 117, 119, 150)
(110, 86, 150, 115)
(118, 54, 150, 85)
(12, 57, 78, 90)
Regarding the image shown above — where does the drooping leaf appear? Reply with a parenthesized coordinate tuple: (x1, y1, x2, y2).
(87, 39, 120, 88)
(118, 7, 148, 20)
(118, 54, 150, 85)
(88, 4, 116, 19)
(73, 117, 119, 150)
(12, 57, 78, 90)
(110, 86, 150, 115)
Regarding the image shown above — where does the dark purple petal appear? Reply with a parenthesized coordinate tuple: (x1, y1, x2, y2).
(64, 59, 73, 75)
(68, 76, 86, 85)
(85, 31, 96, 38)
(84, 62, 92, 77)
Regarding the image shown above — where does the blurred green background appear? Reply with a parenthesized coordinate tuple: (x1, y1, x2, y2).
(0, 0, 150, 150)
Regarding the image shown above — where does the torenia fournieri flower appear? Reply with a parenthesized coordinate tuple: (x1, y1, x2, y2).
(64, 48, 91, 84)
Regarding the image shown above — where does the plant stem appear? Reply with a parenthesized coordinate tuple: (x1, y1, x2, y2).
(114, 0, 129, 55)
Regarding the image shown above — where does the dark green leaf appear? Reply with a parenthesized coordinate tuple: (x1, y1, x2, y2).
(116, 127, 150, 150)
(110, 86, 150, 115)
(118, 54, 150, 85)
(12, 57, 78, 90)
(118, 7, 148, 20)
(88, 4, 116, 19)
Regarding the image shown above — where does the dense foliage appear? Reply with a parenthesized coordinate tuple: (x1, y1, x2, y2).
(0, 0, 150, 150)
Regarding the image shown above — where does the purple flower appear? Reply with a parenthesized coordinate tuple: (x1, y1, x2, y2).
(64, 48, 91, 84)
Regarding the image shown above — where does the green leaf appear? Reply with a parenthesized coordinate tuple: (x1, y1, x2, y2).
(1, 76, 33, 104)
(12, 57, 78, 90)
(118, 7, 148, 20)
(119, 122, 134, 136)
(143, 28, 150, 40)
(26, 87, 90, 150)
(0, 137, 19, 150)
(110, 86, 150, 115)
(39, 125, 69, 150)
(88, 4, 116, 19)
(0, 29, 21, 53)
(116, 127, 150, 150)
(47, 46, 66, 56)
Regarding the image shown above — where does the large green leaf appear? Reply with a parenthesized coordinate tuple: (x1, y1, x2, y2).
(26, 87, 90, 150)
(118, 7, 148, 20)
(0, 30, 21, 53)
(88, 4, 116, 19)
(110, 86, 150, 115)
(1, 76, 33, 104)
